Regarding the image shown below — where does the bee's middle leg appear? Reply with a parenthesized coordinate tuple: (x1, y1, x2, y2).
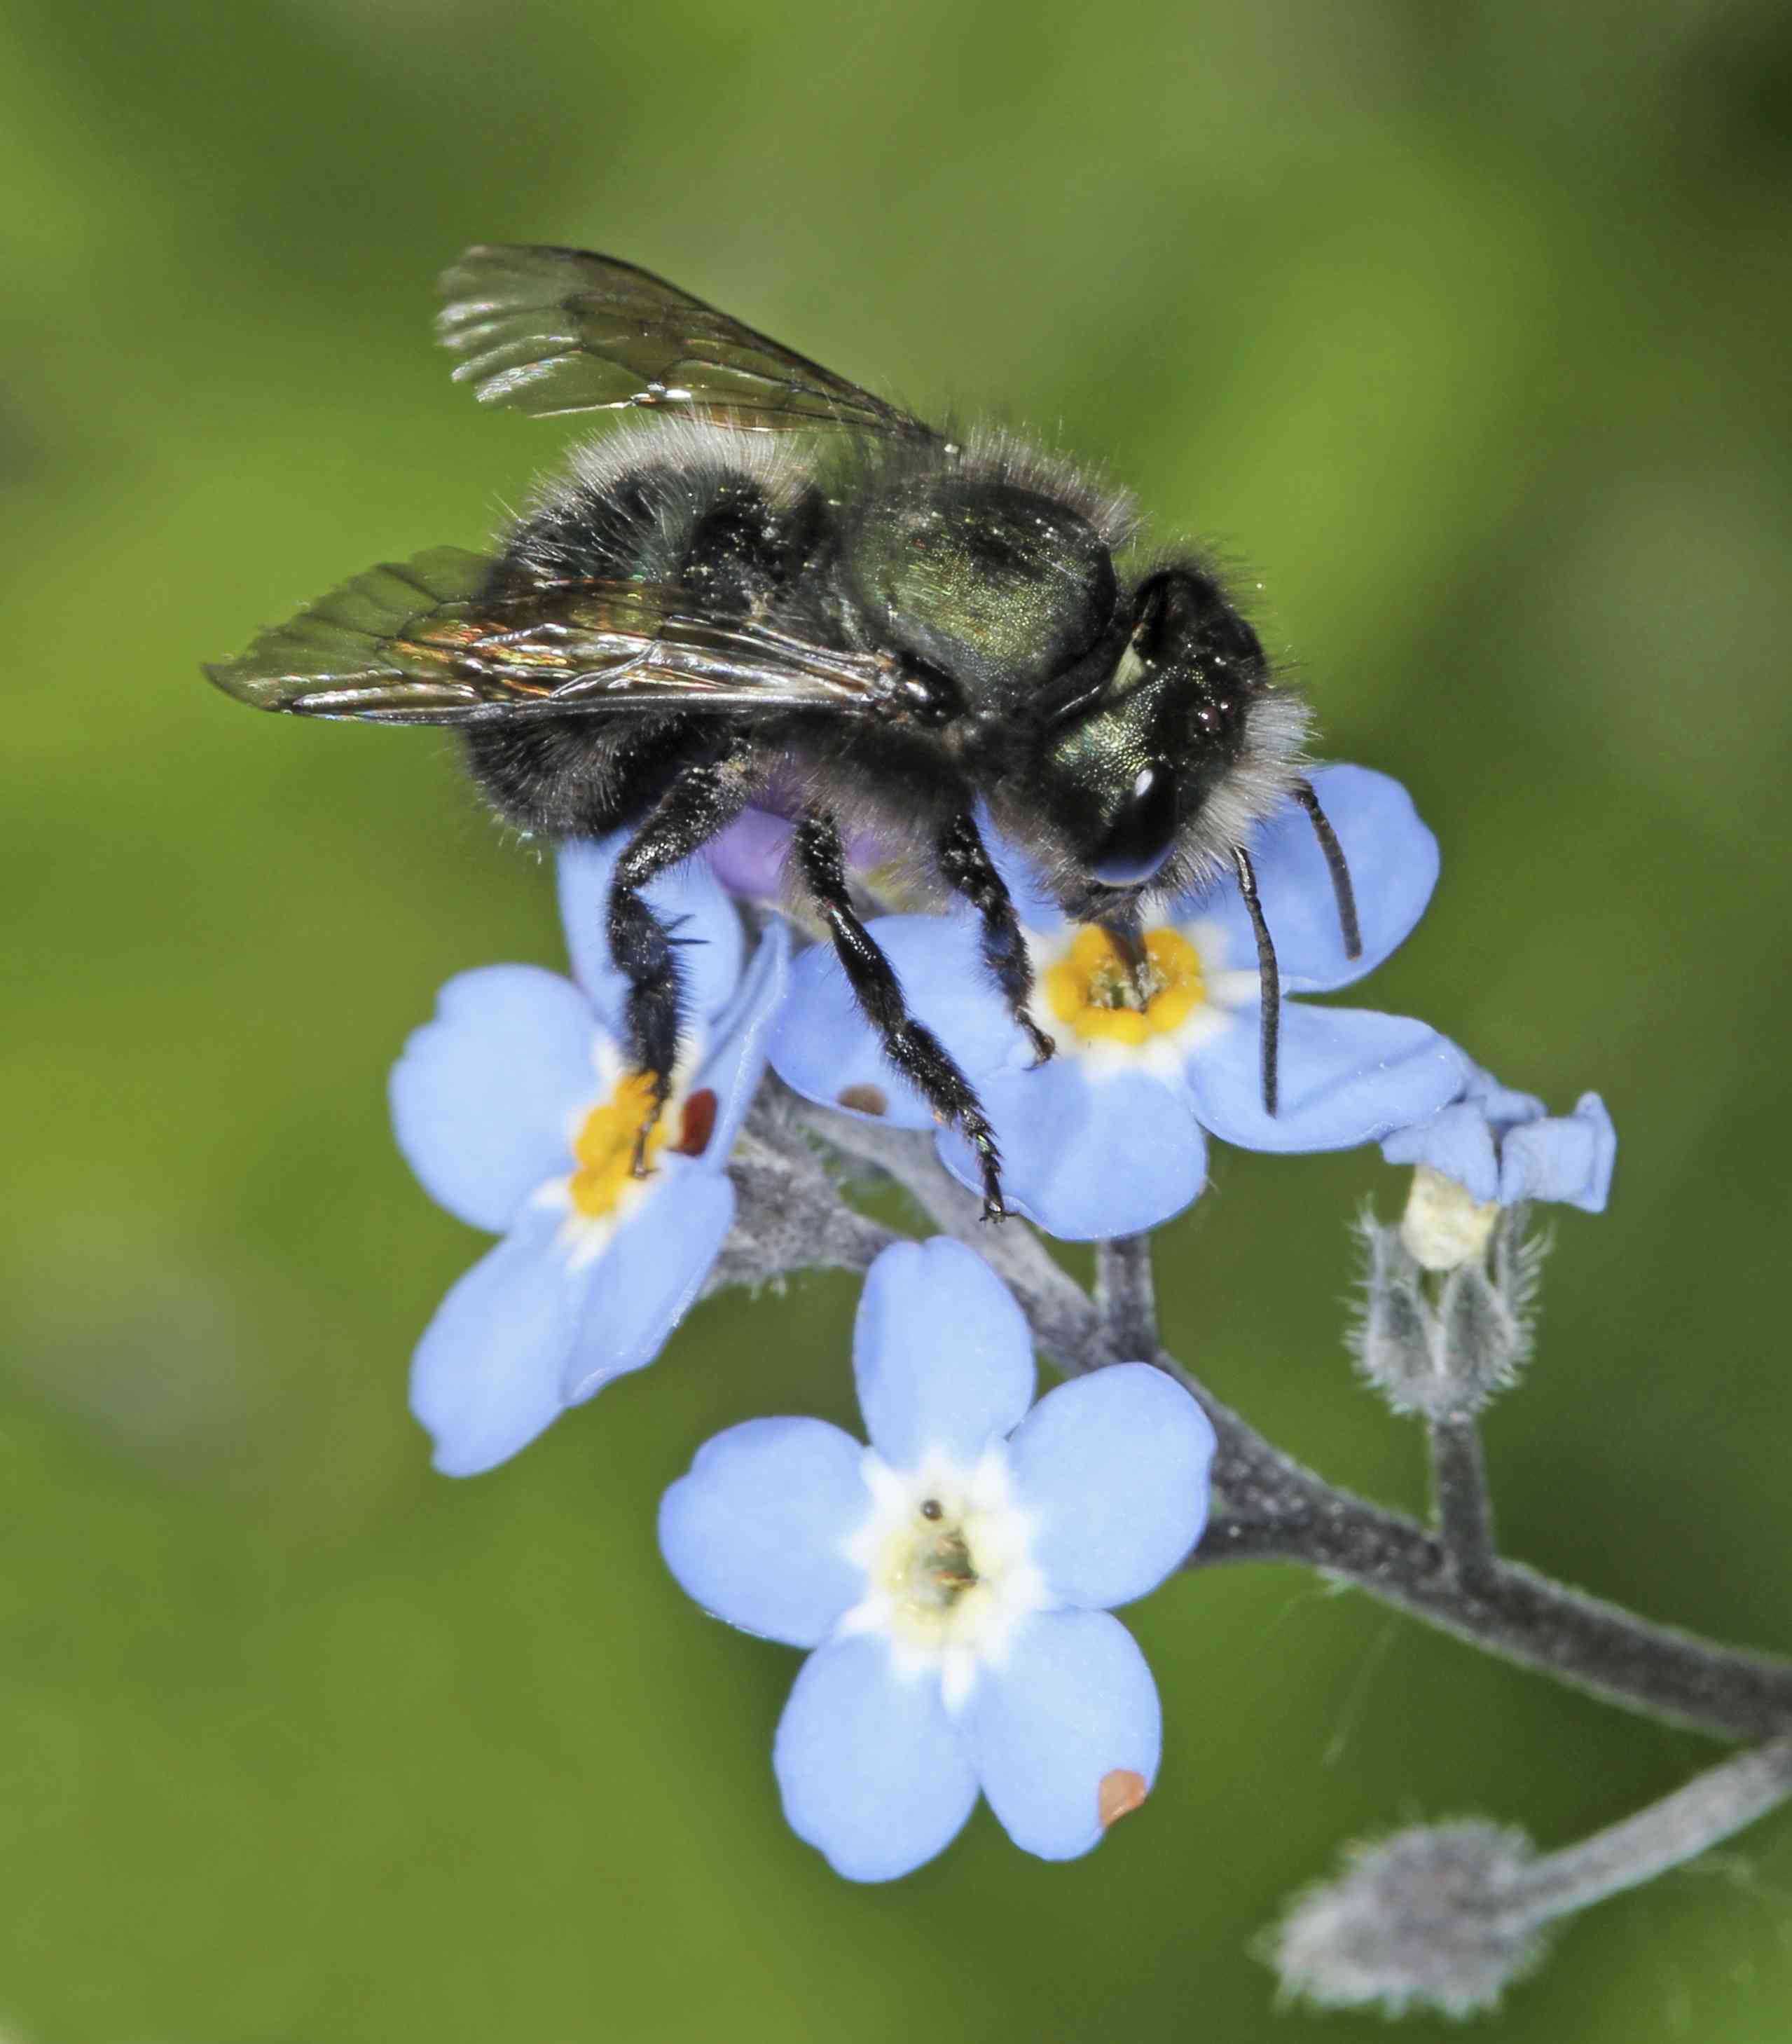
(792, 809, 1009, 1221)
(935, 811, 1054, 1066)
(607, 738, 756, 1169)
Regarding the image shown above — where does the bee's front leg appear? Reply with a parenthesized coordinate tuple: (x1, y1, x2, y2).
(607, 737, 756, 1172)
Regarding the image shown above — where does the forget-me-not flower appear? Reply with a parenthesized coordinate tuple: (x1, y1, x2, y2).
(769, 765, 1466, 1238)
(390, 835, 787, 1476)
(659, 1237, 1215, 1881)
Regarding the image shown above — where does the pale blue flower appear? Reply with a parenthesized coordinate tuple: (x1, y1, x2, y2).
(660, 1238, 1215, 1881)
(390, 835, 786, 1475)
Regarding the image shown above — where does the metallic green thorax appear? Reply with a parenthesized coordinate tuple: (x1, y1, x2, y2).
(840, 481, 1117, 696)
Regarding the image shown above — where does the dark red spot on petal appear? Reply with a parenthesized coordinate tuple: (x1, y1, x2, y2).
(837, 1083, 888, 1116)
(673, 1088, 719, 1157)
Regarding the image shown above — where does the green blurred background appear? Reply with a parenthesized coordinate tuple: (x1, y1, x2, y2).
(4, 0, 1791, 2036)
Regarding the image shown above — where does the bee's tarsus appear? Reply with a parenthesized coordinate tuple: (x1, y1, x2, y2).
(1021, 1017, 1056, 1069)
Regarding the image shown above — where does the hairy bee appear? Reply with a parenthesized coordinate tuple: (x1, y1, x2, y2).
(206, 245, 1359, 1218)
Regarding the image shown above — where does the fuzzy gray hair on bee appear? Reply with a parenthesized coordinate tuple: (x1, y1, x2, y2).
(205, 245, 1360, 1219)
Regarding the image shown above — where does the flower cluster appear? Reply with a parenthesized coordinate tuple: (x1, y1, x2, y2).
(384, 760, 1616, 1881)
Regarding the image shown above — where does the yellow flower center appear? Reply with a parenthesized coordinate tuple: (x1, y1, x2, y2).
(1042, 926, 1204, 1046)
(568, 1073, 668, 1219)
(566, 1076, 720, 1219)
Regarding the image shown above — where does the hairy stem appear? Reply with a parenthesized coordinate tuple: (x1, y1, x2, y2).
(792, 1106, 1094, 1361)
(1512, 1734, 1792, 1925)
(1094, 1235, 1158, 1362)
(1428, 1418, 1496, 1584)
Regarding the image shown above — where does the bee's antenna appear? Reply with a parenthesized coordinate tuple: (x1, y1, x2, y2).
(1231, 843, 1281, 1117)
(1292, 778, 1362, 960)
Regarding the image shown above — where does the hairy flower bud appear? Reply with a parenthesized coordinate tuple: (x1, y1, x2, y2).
(1349, 1209, 1544, 1420)
(1269, 1820, 1548, 2019)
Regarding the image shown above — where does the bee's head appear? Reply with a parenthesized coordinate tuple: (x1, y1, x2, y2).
(1032, 567, 1299, 898)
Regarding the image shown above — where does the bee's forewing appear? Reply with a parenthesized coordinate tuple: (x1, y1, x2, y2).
(437, 244, 932, 437)
(203, 551, 902, 726)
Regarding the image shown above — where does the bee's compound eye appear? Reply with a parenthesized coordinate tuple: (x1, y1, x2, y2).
(1091, 762, 1178, 885)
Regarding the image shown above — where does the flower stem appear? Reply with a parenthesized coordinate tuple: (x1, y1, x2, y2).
(1428, 1417, 1496, 1585)
(1094, 1235, 1158, 1363)
(790, 1106, 1093, 1359)
(1511, 1734, 1792, 1926)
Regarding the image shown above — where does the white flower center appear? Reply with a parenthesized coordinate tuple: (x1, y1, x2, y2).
(839, 1444, 1051, 1713)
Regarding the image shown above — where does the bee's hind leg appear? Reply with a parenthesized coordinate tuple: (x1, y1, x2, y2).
(607, 737, 757, 1171)
(792, 809, 1009, 1221)
(936, 811, 1054, 1066)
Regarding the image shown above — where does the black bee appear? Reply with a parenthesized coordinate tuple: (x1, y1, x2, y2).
(207, 245, 1360, 1219)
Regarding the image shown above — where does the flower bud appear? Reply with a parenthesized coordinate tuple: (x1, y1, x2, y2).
(1350, 1209, 1541, 1421)
(1269, 1820, 1548, 2019)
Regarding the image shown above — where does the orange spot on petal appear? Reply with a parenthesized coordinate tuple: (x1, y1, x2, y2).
(837, 1083, 888, 1116)
(1098, 1769, 1149, 1829)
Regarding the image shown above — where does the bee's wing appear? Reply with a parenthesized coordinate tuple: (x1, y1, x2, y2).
(437, 244, 932, 436)
(203, 547, 907, 727)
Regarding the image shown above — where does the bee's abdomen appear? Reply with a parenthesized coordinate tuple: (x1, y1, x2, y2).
(464, 435, 825, 840)
(490, 448, 823, 614)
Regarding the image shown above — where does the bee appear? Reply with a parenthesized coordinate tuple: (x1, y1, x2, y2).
(206, 245, 1360, 1219)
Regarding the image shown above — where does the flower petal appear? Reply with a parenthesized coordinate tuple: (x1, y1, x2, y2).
(693, 918, 790, 1165)
(1007, 1365, 1216, 1607)
(1461, 1062, 1548, 1137)
(1187, 1003, 1468, 1154)
(1498, 1092, 1616, 1212)
(560, 1163, 735, 1402)
(390, 966, 595, 1234)
(853, 1240, 1034, 1469)
(558, 835, 744, 1033)
(1381, 1100, 1502, 1202)
(659, 1418, 871, 1646)
(965, 1610, 1160, 1862)
(773, 1635, 979, 1881)
(937, 1062, 1208, 1240)
(769, 915, 1023, 1130)
(1180, 765, 1439, 993)
(408, 1205, 594, 1476)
